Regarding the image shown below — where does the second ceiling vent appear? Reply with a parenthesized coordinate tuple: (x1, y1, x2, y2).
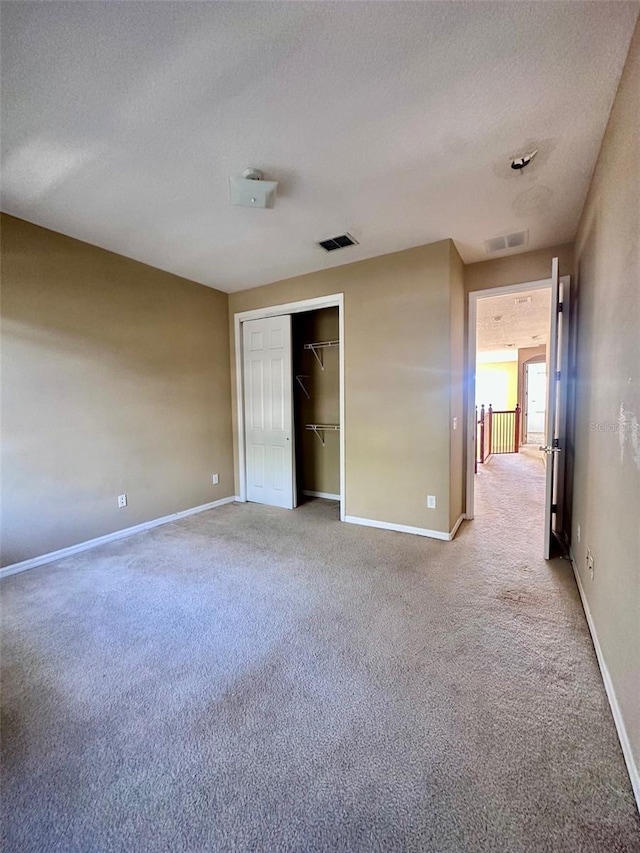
(485, 230, 528, 255)
(318, 233, 359, 252)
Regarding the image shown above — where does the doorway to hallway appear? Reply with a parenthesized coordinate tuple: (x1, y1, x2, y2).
(473, 282, 551, 477)
(466, 260, 572, 559)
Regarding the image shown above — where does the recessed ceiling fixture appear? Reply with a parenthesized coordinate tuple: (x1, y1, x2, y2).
(229, 168, 278, 208)
(505, 343, 516, 348)
(492, 315, 503, 322)
(514, 295, 532, 305)
(510, 149, 538, 170)
(317, 233, 359, 252)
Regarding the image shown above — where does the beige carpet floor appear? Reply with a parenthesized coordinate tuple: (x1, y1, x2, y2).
(2, 453, 639, 852)
(518, 443, 546, 465)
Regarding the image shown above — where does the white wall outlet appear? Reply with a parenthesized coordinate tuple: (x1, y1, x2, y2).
(452, 417, 458, 430)
(118, 494, 127, 508)
(577, 523, 581, 543)
(427, 495, 437, 509)
(212, 474, 219, 485)
(587, 548, 594, 580)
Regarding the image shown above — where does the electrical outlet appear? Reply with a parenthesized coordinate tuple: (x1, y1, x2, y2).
(427, 495, 437, 509)
(212, 474, 219, 485)
(118, 494, 127, 508)
(577, 524, 581, 543)
(587, 548, 594, 580)
(452, 417, 458, 430)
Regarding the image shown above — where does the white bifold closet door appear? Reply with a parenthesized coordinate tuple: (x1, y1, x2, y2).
(243, 315, 295, 509)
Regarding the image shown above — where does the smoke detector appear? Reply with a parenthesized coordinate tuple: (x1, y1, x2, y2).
(229, 168, 278, 208)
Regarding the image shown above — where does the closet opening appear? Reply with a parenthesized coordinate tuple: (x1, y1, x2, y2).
(234, 294, 345, 520)
(292, 307, 340, 505)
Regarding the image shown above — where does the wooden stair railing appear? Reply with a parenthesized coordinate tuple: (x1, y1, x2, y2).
(476, 403, 521, 467)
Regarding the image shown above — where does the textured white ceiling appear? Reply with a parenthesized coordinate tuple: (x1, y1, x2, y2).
(477, 287, 551, 356)
(1, 1, 638, 292)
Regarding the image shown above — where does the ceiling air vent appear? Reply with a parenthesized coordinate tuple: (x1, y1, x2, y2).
(318, 233, 359, 252)
(484, 230, 528, 255)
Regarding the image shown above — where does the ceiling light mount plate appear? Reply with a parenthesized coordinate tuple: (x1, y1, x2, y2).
(229, 167, 278, 208)
(242, 168, 264, 181)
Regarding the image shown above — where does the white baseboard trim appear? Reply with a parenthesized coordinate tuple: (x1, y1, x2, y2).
(570, 549, 640, 812)
(302, 490, 341, 501)
(0, 496, 239, 580)
(449, 514, 466, 540)
(344, 514, 466, 542)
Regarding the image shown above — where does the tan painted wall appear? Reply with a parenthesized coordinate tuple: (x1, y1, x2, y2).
(571, 22, 640, 769)
(292, 308, 340, 496)
(0, 214, 234, 566)
(230, 240, 462, 534)
(465, 243, 574, 293)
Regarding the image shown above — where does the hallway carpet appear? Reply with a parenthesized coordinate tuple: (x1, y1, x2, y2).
(2, 454, 639, 852)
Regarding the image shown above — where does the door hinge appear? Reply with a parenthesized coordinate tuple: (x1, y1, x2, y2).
(558, 302, 563, 313)
(551, 503, 558, 512)
(555, 370, 561, 381)
(553, 438, 560, 448)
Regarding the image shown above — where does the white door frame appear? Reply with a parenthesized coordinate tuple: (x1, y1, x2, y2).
(234, 294, 345, 521)
(466, 277, 569, 519)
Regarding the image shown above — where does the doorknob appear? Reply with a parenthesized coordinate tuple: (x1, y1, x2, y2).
(539, 445, 562, 454)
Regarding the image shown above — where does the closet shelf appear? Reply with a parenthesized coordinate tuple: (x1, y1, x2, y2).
(305, 424, 340, 446)
(304, 340, 339, 370)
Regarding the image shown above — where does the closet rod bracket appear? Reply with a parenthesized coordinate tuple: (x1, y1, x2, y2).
(303, 340, 339, 371)
(295, 375, 311, 399)
(305, 424, 340, 446)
